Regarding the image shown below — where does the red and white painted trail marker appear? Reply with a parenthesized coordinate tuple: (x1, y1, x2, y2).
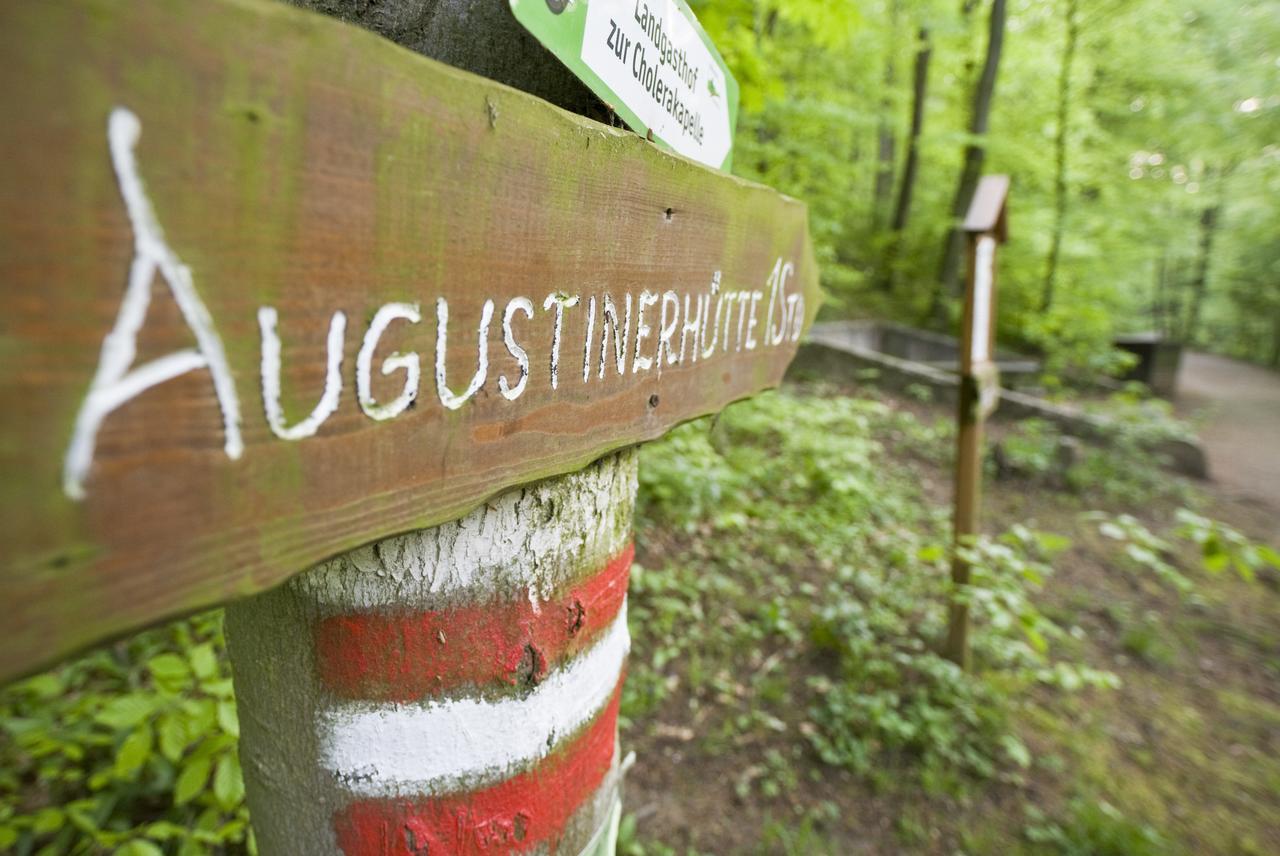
(227, 455, 640, 855)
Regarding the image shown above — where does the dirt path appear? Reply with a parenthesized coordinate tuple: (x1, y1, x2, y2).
(1177, 351, 1280, 513)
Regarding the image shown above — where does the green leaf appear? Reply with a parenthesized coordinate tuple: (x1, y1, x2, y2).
(149, 654, 192, 693)
(21, 673, 64, 699)
(175, 756, 212, 806)
(95, 694, 157, 730)
(145, 820, 189, 840)
(117, 840, 165, 856)
(1099, 522, 1126, 541)
(1202, 549, 1229, 574)
(189, 644, 218, 681)
(32, 807, 64, 835)
(115, 723, 154, 778)
(1000, 734, 1032, 768)
(917, 545, 945, 562)
(158, 712, 191, 763)
(216, 701, 240, 738)
(212, 754, 245, 811)
(1034, 532, 1072, 555)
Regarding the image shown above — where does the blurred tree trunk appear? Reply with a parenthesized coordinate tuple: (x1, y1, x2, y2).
(1153, 250, 1170, 336)
(877, 28, 932, 291)
(929, 0, 1007, 323)
(1270, 313, 1280, 368)
(1183, 201, 1220, 343)
(873, 0, 902, 230)
(1041, 0, 1080, 312)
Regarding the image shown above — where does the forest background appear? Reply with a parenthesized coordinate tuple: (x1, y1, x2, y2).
(692, 0, 1280, 374)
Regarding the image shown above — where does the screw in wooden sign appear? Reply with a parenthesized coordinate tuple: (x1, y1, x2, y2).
(944, 175, 1010, 670)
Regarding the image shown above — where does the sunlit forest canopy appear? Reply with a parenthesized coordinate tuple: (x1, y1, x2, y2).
(691, 0, 1280, 371)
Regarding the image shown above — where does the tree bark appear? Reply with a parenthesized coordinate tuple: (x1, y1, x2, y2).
(873, 0, 902, 230)
(1183, 201, 1220, 343)
(1041, 0, 1079, 312)
(929, 0, 1007, 322)
(1153, 250, 1170, 336)
(1270, 311, 1280, 368)
(286, 0, 607, 122)
(877, 28, 932, 291)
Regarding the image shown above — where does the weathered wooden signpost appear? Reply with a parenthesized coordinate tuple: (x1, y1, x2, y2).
(0, 0, 819, 852)
(944, 175, 1010, 670)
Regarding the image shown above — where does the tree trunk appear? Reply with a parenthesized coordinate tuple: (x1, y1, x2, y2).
(873, 0, 902, 229)
(877, 28, 933, 292)
(1270, 311, 1280, 368)
(1041, 0, 1079, 312)
(929, 0, 1008, 322)
(1153, 250, 1170, 336)
(286, 0, 606, 121)
(1183, 201, 1220, 343)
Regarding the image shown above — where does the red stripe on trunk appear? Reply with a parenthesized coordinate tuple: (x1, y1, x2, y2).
(334, 679, 621, 856)
(315, 545, 632, 701)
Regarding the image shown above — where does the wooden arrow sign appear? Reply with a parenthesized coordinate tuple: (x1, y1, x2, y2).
(0, 0, 820, 680)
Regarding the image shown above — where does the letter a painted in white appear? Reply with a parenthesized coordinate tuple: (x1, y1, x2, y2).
(62, 108, 243, 500)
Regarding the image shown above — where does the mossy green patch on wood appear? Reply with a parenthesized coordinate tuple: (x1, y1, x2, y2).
(0, 0, 821, 681)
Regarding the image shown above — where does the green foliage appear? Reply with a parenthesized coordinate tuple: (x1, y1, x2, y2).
(617, 812, 709, 856)
(694, 0, 1280, 368)
(1093, 512, 1197, 595)
(996, 400, 1197, 506)
(1024, 800, 1171, 856)
(631, 389, 1116, 798)
(0, 613, 251, 856)
(1174, 508, 1280, 582)
(807, 524, 1113, 790)
(1090, 507, 1280, 596)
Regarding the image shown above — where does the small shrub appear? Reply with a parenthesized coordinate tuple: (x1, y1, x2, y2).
(0, 612, 251, 855)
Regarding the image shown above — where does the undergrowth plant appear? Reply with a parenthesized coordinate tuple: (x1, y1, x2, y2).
(632, 388, 1117, 798)
(0, 613, 251, 856)
(1088, 509, 1280, 596)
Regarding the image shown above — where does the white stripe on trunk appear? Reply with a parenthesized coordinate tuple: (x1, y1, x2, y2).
(317, 603, 629, 798)
(296, 453, 636, 610)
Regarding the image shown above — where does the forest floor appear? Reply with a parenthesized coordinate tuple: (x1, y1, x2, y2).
(1177, 350, 1280, 517)
(4, 369, 1277, 856)
(620, 378, 1280, 856)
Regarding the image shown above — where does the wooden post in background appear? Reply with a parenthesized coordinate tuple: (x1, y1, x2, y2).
(944, 176, 1010, 670)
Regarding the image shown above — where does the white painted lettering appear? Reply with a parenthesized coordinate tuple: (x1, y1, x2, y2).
(601, 293, 633, 379)
(582, 296, 597, 383)
(358, 303, 422, 421)
(656, 290, 680, 370)
(500, 297, 534, 401)
(435, 297, 494, 410)
(771, 261, 795, 346)
(63, 108, 243, 500)
(745, 291, 763, 350)
(679, 292, 703, 364)
(734, 291, 750, 352)
(259, 307, 346, 439)
(542, 292, 579, 391)
(700, 272, 723, 360)
(631, 290, 657, 373)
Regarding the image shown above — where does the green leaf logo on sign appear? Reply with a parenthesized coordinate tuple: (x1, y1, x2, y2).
(510, 0, 739, 171)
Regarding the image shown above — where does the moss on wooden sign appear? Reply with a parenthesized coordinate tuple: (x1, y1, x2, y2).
(0, 0, 820, 681)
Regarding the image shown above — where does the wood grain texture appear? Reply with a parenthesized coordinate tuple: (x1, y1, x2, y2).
(0, 0, 820, 680)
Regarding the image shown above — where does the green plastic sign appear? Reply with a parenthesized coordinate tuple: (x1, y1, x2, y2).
(510, 0, 739, 170)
